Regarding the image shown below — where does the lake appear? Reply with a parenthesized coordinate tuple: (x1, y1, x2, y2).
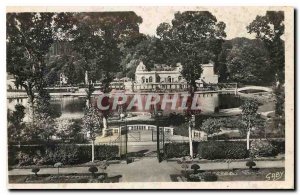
(7, 92, 243, 121)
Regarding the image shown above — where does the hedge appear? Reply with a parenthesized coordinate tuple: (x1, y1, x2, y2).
(164, 142, 190, 158)
(8, 144, 119, 166)
(197, 141, 248, 160)
(165, 140, 285, 160)
(165, 141, 248, 159)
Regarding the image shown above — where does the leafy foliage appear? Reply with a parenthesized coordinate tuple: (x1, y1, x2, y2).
(164, 142, 190, 158)
(246, 160, 256, 169)
(250, 140, 278, 157)
(156, 11, 226, 92)
(7, 104, 26, 143)
(247, 11, 285, 85)
(7, 13, 70, 119)
(166, 113, 186, 126)
(226, 42, 272, 85)
(70, 12, 142, 93)
(247, 11, 285, 129)
(82, 107, 103, 140)
(88, 166, 98, 178)
(55, 119, 77, 141)
(173, 123, 189, 137)
(9, 144, 119, 166)
(197, 141, 248, 160)
(31, 167, 40, 176)
(200, 118, 222, 136)
(191, 164, 200, 174)
(240, 99, 265, 137)
(202, 172, 218, 181)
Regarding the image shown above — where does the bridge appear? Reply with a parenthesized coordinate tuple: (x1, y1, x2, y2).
(237, 86, 273, 93)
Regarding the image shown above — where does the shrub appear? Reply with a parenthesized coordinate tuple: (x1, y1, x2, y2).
(246, 160, 256, 170)
(54, 162, 63, 174)
(250, 140, 278, 157)
(202, 172, 218, 181)
(31, 167, 40, 176)
(88, 166, 98, 178)
(270, 140, 285, 154)
(191, 164, 200, 174)
(188, 173, 201, 182)
(17, 152, 33, 166)
(173, 123, 189, 137)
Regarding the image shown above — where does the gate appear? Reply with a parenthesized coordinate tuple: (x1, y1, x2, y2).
(117, 124, 168, 163)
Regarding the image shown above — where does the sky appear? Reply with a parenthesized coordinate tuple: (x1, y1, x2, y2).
(6, 6, 280, 40)
(132, 7, 269, 40)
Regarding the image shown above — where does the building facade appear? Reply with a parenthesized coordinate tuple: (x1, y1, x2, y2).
(133, 61, 218, 91)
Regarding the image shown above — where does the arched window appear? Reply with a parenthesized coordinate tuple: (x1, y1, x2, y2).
(156, 75, 160, 82)
(141, 76, 145, 83)
(149, 76, 153, 83)
(168, 76, 172, 83)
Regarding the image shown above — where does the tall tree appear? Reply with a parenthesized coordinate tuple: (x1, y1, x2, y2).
(71, 12, 142, 129)
(156, 11, 226, 116)
(72, 12, 142, 94)
(82, 107, 103, 162)
(247, 11, 284, 85)
(240, 99, 265, 150)
(247, 11, 285, 133)
(226, 43, 272, 85)
(216, 41, 232, 82)
(7, 12, 72, 121)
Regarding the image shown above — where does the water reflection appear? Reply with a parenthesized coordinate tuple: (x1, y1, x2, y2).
(7, 93, 242, 121)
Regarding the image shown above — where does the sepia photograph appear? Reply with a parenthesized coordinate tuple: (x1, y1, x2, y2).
(5, 6, 294, 189)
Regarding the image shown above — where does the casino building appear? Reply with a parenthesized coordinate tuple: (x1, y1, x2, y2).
(132, 61, 218, 91)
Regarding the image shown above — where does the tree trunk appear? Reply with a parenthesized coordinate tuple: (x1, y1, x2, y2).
(27, 94, 35, 122)
(102, 117, 108, 137)
(91, 139, 95, 163)
(188, 123, 193, 158)
(247, 130, 251, 150)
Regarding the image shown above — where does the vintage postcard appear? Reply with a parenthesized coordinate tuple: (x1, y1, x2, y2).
(6, 6, 294, 189)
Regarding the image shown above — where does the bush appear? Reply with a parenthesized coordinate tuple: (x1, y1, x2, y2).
(31, 167, 40, 176)
(173, 123, 189, 137)
(270, 140, 285, 154)
(188, 173, 201, 182)
(246, 160, 256, 169)
(164, 143, 189, 158)
(191, 164, 200, 174)
(88, 166, 98, 178)
(197, 141, 248, 160)
(202, 172, 218, 181)
(250, 140, 278, 157)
